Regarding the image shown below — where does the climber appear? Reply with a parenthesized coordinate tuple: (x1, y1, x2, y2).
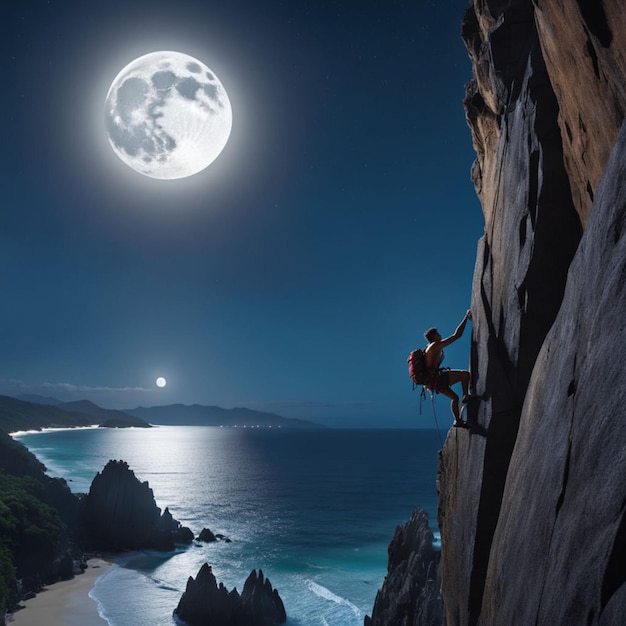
(423, 310, 473, 428)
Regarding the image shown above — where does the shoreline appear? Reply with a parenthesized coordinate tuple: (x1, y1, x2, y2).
(10, 425, 102, 437)
(6, 558, 113, 626)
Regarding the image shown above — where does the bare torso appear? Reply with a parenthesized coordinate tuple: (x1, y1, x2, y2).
(425, 342, 444, 370)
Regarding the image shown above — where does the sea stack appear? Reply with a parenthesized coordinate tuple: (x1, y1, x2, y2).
(174, 564, 286, 626)
(81, 459, 192, 551)
(365, 509, 442, 626)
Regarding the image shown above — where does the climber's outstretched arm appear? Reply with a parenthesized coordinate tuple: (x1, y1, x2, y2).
(439, 310, 472, 348)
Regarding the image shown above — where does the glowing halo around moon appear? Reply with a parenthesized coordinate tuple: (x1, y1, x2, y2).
(156, 377, 167, 388)
(104, 51, 232, 180)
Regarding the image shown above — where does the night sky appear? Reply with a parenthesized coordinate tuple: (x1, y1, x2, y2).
(2, 0, 482, 427)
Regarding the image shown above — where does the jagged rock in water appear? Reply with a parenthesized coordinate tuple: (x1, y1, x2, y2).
(436, 2, 626, 625)
(174, 525, 195, 544)
(365, 509, 442, 626)
(240, 569, 287, 626)
(174, 564, 286, 626)
(81, 460, 191, 551)
(197, 527, 218, 542)
(174, 564, 238, 626)
(159, 507, 194, 544)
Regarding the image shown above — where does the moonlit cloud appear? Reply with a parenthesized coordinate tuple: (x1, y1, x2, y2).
(42, 382, 155, 394)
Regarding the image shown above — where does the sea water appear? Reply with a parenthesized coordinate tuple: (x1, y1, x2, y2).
(14, 427, 441, 626)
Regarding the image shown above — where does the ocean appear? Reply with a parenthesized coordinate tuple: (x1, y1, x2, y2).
(14, 426, 442, 626)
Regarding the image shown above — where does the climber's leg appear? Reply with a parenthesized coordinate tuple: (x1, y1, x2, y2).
(438, 386, 461, 422)
(447, 369, 470, 399)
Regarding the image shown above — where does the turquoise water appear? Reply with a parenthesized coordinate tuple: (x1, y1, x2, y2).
(15, 427, 441, 625)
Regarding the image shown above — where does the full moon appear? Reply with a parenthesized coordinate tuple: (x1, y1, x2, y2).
(104, 51, 232, 180)
(156, 377, 167, 388)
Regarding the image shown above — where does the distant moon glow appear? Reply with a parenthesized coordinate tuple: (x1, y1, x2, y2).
(104, 51, 232, 180)
(156, 377, 167, 388)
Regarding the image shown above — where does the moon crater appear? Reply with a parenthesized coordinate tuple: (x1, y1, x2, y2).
(105, 51, 232, 180)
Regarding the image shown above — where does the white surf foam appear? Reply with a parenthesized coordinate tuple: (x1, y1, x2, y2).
(307, 581, 362, 618)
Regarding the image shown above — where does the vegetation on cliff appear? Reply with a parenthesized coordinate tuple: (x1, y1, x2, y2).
(0, 431, 76, 615)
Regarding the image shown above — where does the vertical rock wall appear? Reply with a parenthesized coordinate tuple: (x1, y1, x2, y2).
(439, 1, 626, 624)
(481, 121, 626, 626)
(534, 0, 626, 225)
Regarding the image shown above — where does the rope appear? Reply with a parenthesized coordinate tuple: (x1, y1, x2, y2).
(416, 383, 445, 448)
(430, 391, 445, 449)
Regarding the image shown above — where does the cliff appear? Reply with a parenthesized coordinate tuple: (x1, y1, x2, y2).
(0, 430, 83, 616)
(437, 2, 626, 625)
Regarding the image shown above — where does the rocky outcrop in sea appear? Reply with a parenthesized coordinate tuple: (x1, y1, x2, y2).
(174, 564, 286, 626)
(81, 459, 193, 551)
(365, 508, 442, 626)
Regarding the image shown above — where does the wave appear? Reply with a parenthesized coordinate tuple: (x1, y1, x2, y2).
(90, 568, 115, 626)
(152, 580, 181, 592)
(89, 590, 112, 626)
(307, 581, 362, 618)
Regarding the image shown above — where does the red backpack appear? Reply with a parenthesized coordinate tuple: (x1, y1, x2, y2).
(408, 348, 429, 387)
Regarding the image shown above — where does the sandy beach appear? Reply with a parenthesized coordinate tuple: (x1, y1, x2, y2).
(7, 558, 113, 626)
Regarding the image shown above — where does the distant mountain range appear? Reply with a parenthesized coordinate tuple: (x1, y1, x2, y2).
(0, 395, 151, 432)
(0, 395, 322, 432)
(54, 400, 152, 429)
(16, 394, 64, 406)
(124, 403, 323, 428)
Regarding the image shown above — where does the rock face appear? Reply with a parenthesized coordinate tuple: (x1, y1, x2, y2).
(480, 125, 626, 625)
(436, 2, 626, 625)
(81, 460, 192, 551)
(534, 0, 626, 225)
(174, 564, 286, 626)
(365, 509, 442, 626)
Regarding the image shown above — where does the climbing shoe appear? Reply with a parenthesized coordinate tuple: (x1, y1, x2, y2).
(461, 394, 481, 404)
